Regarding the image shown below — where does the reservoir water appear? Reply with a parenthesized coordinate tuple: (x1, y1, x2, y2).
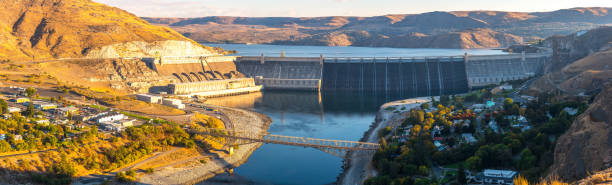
(202, 44, 504, 185)
(206, 43, 504, 57)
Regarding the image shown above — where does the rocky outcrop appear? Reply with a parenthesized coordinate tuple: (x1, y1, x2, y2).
(527, 27, 612, 95)
(84, 40, 214, 58)
(0, 0, 217, 61)
(550, 84, 612, 181)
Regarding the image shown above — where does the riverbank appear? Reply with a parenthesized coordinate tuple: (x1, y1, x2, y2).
(137, 106, 272, 185)
(338, 97, 432, 185)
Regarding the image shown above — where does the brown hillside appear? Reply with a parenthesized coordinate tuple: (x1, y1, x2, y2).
(274, 28, 522, 48)
(550, 84, 612, 181)
(528, 27, 612, 95)
(0, 0, 213, 61)
(145, 7, 611, 48)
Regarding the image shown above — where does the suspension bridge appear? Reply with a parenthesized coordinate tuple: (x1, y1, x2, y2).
(193, 128, 380, 157)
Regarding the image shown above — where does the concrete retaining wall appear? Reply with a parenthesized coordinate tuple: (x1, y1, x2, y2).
(255, 78, 321, 91)
(465, 53, 548, 87)
(235, 56, 322, 79)
(168, 78, 258, 95)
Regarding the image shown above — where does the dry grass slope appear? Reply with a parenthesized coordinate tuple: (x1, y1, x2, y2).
(0, 0, 215, 61)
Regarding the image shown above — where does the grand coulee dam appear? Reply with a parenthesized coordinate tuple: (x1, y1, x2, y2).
(139, 51, 548, 97)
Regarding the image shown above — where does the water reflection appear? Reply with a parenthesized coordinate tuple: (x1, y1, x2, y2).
(203, 91, 380, 185)
(203, 90, 433, 185)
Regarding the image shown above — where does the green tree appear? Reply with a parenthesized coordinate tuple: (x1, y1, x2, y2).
(418, 165, 429, 176)
(26, 102, 36, 118)
(0, 99, 8, 114)
(466, 156, 482, 171)
(26, 102, 35, 118)
(503, 98, 514, 111)
(420, 103, 430, 110)
(51, 159, 77, 177)
(517, 148, 537, 170)
(0, 140, 12, 153)
(25, 87, 36, 98)
(364, 175, 392, 185)
(457, 163, 467, 184)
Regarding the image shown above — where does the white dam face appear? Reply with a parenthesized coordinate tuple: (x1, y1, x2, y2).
(234, 53, 549, 94)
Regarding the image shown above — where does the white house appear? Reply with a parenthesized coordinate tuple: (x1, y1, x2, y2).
(96, 113, 125, 123)
(8, 107, 21, 113)
(101, 119, 135, 132)
(35, 119, 50, 125)
(461, 133, 477, 143)
(482, 169, 518, 185)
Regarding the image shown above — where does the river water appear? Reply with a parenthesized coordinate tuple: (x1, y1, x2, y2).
(202, 44, 503, 185)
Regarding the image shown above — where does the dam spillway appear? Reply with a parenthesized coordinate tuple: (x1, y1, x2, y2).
(234, 52, 549, 95)
(321, 57, 469, 96)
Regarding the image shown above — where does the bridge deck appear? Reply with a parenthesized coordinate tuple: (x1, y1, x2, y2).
(196, 128, 379, 151)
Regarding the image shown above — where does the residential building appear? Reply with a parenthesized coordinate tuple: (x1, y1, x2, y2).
(489, 120, 500, 133)
(481, 169, 518, 185)
(96, 113, 125, 123)
(12, 98, 30, 103)
(35, 119, 50, 125)
(491, 84, 513, 94)
(434, 140, 445, 151)
(74, 114, 96, 122)
(461, 133, 477, 143)
(100, 119, 135, 132)
(8, 107, 21, 113)
(56, 106, 79, 116)
(563, 107, 579, 116)
(29, 101, 57, 110)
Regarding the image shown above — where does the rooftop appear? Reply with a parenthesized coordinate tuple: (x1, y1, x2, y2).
(483, 169, 517, 178)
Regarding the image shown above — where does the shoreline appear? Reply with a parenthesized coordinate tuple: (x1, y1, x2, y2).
(337, 97, 432, 185)
(137, 105, 272, 185)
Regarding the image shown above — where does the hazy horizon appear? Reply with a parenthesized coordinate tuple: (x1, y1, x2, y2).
(93, 0, 612, 18)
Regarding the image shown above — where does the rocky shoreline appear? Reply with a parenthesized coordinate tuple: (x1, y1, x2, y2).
(137, 106, 272, 185)
(337, 97, 431, 185)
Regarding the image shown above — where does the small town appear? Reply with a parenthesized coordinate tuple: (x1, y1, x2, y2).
(369, 81, 586, 185)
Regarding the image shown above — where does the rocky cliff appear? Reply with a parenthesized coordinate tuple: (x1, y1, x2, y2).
(0, 0, 217, 61)
(550, 84, 612, 181)
(527, 27, 612, 95)
(524, 27, 612, 182)
(144, 7, 611, 49)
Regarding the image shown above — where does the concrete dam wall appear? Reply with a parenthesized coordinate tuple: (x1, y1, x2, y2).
(234, 53, 549, 95)
(465, 53, 548, 87)
(235, 56, 323, 90)
(322, 57, 469, 96)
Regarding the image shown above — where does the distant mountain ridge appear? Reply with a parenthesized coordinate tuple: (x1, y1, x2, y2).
(144, 7, 611, 49)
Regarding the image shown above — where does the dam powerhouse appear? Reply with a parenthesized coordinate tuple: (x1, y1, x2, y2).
(144, 52, 549, 97)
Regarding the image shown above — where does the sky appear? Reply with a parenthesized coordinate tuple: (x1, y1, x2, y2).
(93, 0, 612, 18)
